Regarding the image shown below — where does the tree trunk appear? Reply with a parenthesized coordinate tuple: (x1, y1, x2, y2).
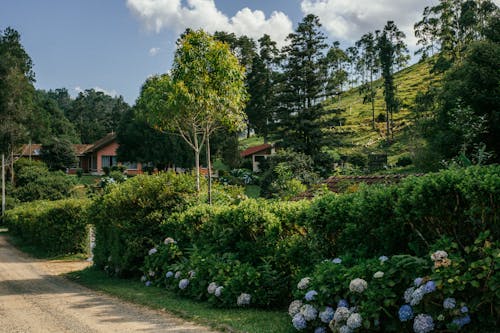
(193, 131, 200, 193)
(370, 72, 375, 130)
(2, 154, 5, 217)
(386, 107, 390, 142)
(206, 131, 212, 205)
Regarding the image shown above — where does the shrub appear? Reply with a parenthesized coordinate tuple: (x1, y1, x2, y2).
(90, 172, 198, 276)
(14, 167, 76, 202)
(4, 198, 90, 255)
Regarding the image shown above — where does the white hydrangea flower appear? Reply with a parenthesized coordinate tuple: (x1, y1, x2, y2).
(188, 270, 196, 278)
(140, 275, 147, 282)
(346, 313, 362, 329)
(297, 277, 311, 290)
(215, 286, 224, 297)
(148, 247, 157, 255)
(288, 300, 303, 317)
(300, 304, 318, 321)
(237, 293, 251, 306)
(431, 250, 448, 262)
(178, 278, 189, 290)
(174, 271, 182, 279)
(207, 282, 218, 294)
(334, 307, 351, 322)
(164, 237, 176, 245)
(148, 270, 155, 277)
(349, 278, 368, 293)
(373, 271, 384, 278)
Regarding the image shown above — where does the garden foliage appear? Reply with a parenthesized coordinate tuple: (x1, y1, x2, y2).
(4, 198, 90, 255)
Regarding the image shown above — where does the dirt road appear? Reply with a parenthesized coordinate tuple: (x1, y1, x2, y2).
(0, 234, 217, 333)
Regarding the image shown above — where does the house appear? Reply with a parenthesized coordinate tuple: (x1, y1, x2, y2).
(17, 133, 143, 175)
(240, 143, 275, 172)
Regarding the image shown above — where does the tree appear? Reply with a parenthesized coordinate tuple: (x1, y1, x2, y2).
(0, 27, 35, 181)
(378, 21, 409, 141)
(116, 104, 193, 169)
(246, 34, 279, 142)
(356, 32, 380, 129)
(428, 39, 500, 164)
(276, 14, 332, 160)
(66, 89, 130, 143)
(143, 30, 247, 200)
(414, 0, 499, 70)
(40, 138, 77, 171)
(325, 41, 349, 105)
(28, 90, 79, 144)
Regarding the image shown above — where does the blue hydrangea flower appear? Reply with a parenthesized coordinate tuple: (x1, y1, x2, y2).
(398, 304, 414, 322)
(165, 271, 174, 278)
(414, 277, 423, 287)
(301, 304, 318, 321)
(292, 313, 307, 330)
(460, 306, 469, 313)
(338, 325, 352, 333)
(413, 314, 434, 333)
(145, 281, 152, 287)
(443, 297, 456, 309)
(379, 255, 389, 262)
(332, 258, 342, 264)
(338, 299, 349, 308)
(452, 315, 471, 328)
(423, 280, 436, 294)
(410, 287, 425, 306)
(178, 278, 189, 290)
(305, 290, 318, 301)
(319, 306, 334, 323)
(314, 327, 326, 333)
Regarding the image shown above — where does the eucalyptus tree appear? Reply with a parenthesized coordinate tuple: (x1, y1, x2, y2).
(356, 32, 380, 129)
(414, 0, 498, 70)
(142, 30, 247, 200)
(378, 21, 409, 141)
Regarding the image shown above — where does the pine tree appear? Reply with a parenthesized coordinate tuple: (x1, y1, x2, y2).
(275, 14, 331, 157)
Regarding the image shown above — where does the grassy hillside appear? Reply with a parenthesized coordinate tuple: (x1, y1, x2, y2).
(323, 58, 439, 164)
(240, 59, 440, 168)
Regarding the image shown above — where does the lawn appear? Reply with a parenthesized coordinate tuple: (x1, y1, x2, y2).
(67, 267, 295, 333)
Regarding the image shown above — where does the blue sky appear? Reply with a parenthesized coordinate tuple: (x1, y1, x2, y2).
(2, 0, 496, 105)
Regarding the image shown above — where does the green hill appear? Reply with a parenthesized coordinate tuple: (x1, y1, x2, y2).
(323, 58, 439, 165)
(240, 59, 440, 168)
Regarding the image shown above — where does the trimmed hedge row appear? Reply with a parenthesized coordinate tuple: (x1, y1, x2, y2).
(89, 172, 199, 276)
(139, 166, 499, 311)
(306, 165, 500, 260)
(4, 198, 90, 255)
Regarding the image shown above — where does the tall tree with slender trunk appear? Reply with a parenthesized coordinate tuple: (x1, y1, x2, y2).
(378, 21, 409, 141)
(142, 30, 247, 200)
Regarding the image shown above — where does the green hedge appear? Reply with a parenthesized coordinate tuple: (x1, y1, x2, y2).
(90, 172, 199, 276)
(305, 165, 500, 259)
(4, 198, 90, 255)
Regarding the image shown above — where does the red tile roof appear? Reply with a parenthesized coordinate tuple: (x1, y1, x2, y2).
(240, 143, 272, 158)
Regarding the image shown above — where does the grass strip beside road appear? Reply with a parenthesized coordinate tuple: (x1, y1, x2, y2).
(67, 267, 295, 333)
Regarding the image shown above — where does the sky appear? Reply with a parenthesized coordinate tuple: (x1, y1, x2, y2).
(1, 0, 497, 105)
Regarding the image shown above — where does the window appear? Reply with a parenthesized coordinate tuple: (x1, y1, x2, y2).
(101, 155, 117, 168)
(122, 162, 138, 170)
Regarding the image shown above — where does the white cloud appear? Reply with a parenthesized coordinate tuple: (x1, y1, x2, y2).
(149, 47, 160, 56)
(300, 0, 437, 49)
(126, 0, 293, 47)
